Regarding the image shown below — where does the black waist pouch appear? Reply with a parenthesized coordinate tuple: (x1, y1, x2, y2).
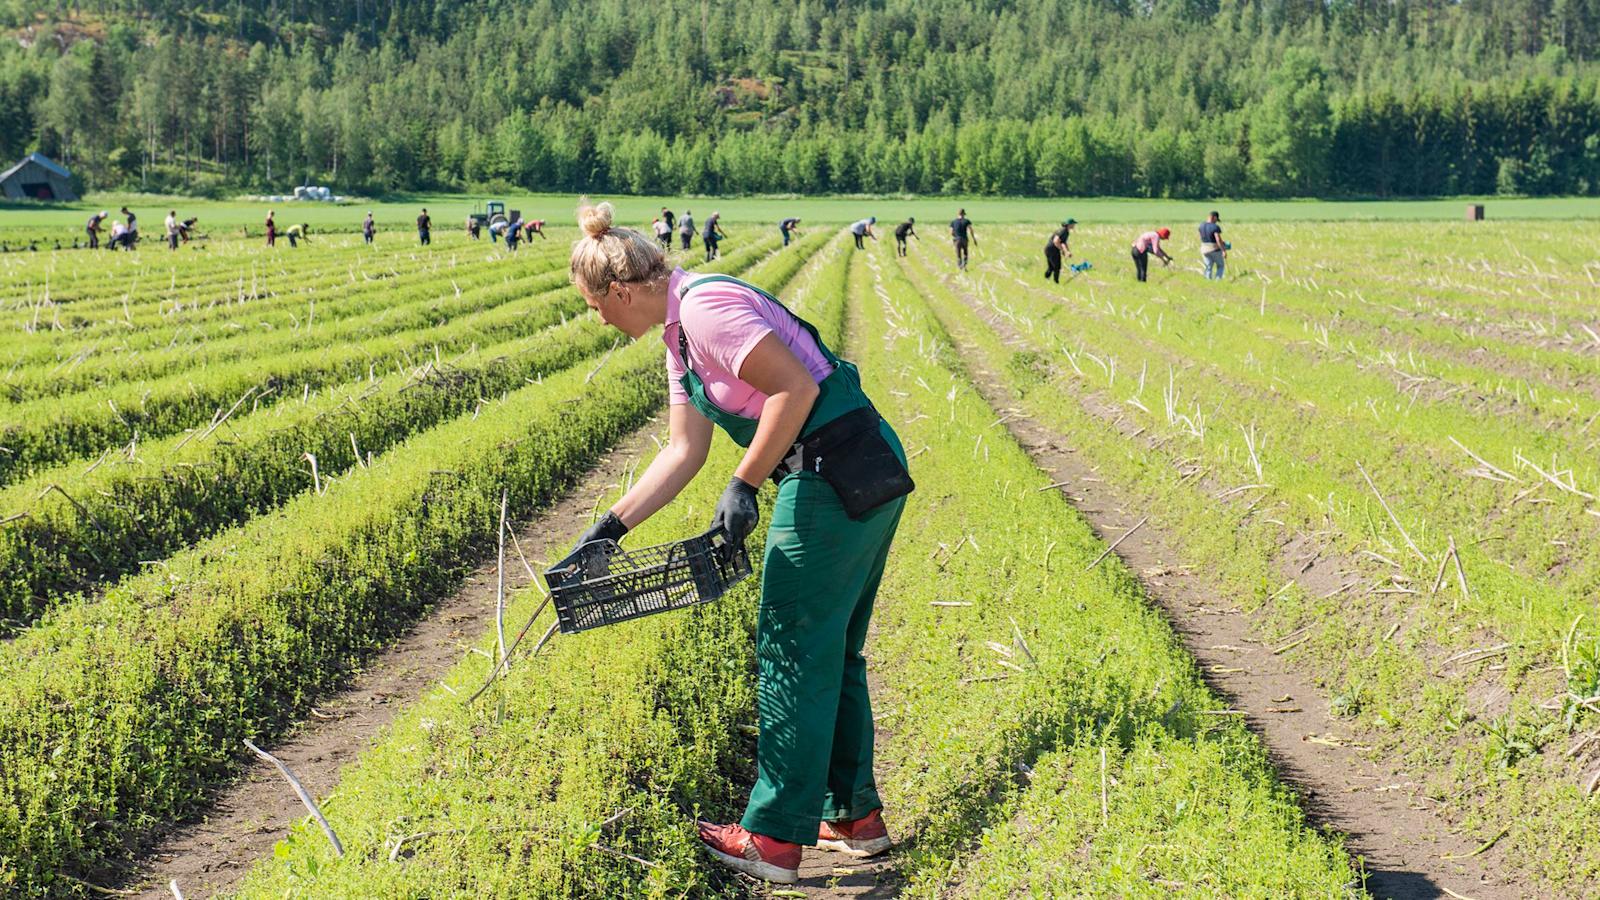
(798, 406, 915, 520)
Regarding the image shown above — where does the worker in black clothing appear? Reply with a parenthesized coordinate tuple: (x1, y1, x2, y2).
(703, 212, 725, 261)
(1044, 219, 1075, 282)
(85, 211, 107, 249)
(417, 208, 432, 246)
(662, 207, 676, 233)
(949, 209, 975, 271)
(779, 217, 800, 246)
(893, 218, 917, 257)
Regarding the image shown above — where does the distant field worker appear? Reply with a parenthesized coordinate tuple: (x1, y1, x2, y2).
(780, 217, 800, 246)
(849, 216, 876, 250)
(165, 210, 179, 250)
(1199, 211, 1226, 280)
(108, 221, 133, 251)
(85, 211, 107, 249)
(893, 218, 917, 257)
(286, 223, 309, 248)
(524, 219, 547, 240)
(949, 209, 975, 271)
(1044, 219, 1075, 282)
(566, 200, 912, 886)
(363, 211, 376, 244)
(265, 210, 277, 247)
(178, 217, 198, 242)
(417, 208, 432, 246)
(662, 207, 676, 233)
(505, 216, 522, 251)
(703, 212, 725, 261)
(1131, 227, 1172, 282)
(653, 217, 671, 249)
(679, 210, 695, 251)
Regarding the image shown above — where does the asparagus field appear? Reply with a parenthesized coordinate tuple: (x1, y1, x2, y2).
(0, 214, 1594, 898)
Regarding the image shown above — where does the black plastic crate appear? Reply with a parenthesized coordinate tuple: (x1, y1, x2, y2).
(544, 527, 752, 634)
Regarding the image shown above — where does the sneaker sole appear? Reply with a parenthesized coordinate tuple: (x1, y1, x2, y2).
(816, 836, 893, 858)
(702, 844, 799, 884)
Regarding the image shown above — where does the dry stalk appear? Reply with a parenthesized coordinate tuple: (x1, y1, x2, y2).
(467, 612, 557, 705)
(1355, 461, 1427, 562)
(1446, 435, 1518, 482)
(1448, 537, 1472, 610)
(242, 739, 343, 857)
(496, 490, 509, 667)
(1086, 516, 1148, 570)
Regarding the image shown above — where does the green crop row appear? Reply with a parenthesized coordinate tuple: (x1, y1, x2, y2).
(0, 238, 793, 632)
(0, 242, 570, 373)
(0, 239, 467, 332)
(846, 242, 1356, 896)
(2, 230, 569, 316)
(901, 234, 1600, 892)
(0, 231, 823, 897)
(0, 234, 776, 486)
(1, 258, 574, 401)
(0, 272, 582, 487)
(227, 234, 850, 899)
(0, 338, 661, 894)
(962, 229, 1598, 657)
(0, 316, 611, 629)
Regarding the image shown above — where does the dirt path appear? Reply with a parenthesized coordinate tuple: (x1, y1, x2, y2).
(115, 421, 664, 899)
(933, 271, 1524, 900)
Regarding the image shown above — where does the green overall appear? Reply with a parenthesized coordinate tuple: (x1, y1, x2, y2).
(676, 275, 907, 845)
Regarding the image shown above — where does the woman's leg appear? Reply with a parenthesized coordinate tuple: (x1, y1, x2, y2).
(820, 498, 902, 822)
(743, 474, 902, 844)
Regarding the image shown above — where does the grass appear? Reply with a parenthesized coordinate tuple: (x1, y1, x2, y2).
(891, 221, 1600, 893)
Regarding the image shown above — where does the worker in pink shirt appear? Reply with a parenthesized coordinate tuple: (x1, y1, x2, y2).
(1131, 226, 1173, 282)
(566, 200, 914, 885)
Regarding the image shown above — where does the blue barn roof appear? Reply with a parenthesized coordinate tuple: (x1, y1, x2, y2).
(0, 153, 72, 183)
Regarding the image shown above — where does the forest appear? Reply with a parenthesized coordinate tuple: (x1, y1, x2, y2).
(1, 0, 1598, 198)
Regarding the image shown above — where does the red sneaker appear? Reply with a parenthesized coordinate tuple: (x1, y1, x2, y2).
(697, 821, 801, 883)
(817, 808, 893, 857)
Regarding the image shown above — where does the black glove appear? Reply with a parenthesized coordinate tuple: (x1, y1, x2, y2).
(710, 477, 759, 547)
(574, 510, 628, 551)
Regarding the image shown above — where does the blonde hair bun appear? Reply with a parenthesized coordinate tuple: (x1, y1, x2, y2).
(577, 199, 615, 240)
(569, 197, 667, 295)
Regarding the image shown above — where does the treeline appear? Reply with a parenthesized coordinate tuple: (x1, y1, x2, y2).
(1, 0, 1598, 198)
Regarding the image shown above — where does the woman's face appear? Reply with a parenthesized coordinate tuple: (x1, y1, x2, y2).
(583, 281, 652, 339)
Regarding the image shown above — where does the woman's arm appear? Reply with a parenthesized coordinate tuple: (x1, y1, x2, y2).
(610, 402, 714, 528)
(730, 332, 821, 487)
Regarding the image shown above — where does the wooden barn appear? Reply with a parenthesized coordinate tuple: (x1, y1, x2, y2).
(0, 153, 77, 202)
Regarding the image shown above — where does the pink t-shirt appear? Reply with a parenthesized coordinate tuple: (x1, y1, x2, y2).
(663, 268, 833, 419)
(1133, 231, 1163, 254)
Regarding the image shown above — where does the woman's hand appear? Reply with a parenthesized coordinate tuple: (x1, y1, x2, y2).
(573, 510, 628, 553)
(711, 477, 760, 545)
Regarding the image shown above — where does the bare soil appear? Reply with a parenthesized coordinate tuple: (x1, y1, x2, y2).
(938, 272, 1528, 900)
(114, 422, 664, 899)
